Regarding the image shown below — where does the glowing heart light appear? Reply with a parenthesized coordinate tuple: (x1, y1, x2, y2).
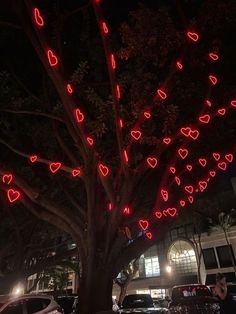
(175, 176, 181, 186)
(7, 189, 21, 203)
(213, 152, 221, 161)
(209, 170, 216, 177)
(102, 21, 109, 34)
(170, 166, 176, 174)
(116, 84, 121, 99)
(180, 127, 191, 137)
(209, 75, 217, 85)
(199, 114, 210, 124)
(47, 49, 58, 67)
(185, 185, 193, 194)
(146, 232, 152, 240)
(119, 119, 123, 128)
(188, 196, 194, 204)
(180, 200, 186, 207)
(231, 100, 236, 108)
(98, 163, 109, 177)
(30, 155, 38, 163)
(33, 8, 44, 27)
(147, 157, 158, 168)
(187, 31, 199, 42)
(217, 108, 226, 116)
(161, 189, 168, 202)
(75, 109, 84, 123)
(168, 208, 177, 217)
(206, 100, 212, 107)
(123, 150, 129, 163)
(176, 61, 183, 70)
(199, 181, 207, 192)
(225, 154, 233, 162)
(108, 202, 112, 211)
(144, 111, 151, 119)
(2, 174, 13, 185)
(86, 137, 94, 146)
(217, 162, 227, 171)
(123, 206, 130, 215)
(209, 52, 219, 61)
(163, 137, 171, 145)
(163, 210, 168, 217)
(155, 211, 162, 219)
(72, 169, 81, 177)
(49, 162, 62, 173)
(186, 165, 192, 171)
(139, 219, 149, 231)
(199, 158, 207, 167)
(110, 54, 116, 69)
(67, 84, 73, 94)
(157, 89, 167, 100)
(189, 129, 199, 140)
(178, 148, 189, 159)
(131, 130, 142, 141)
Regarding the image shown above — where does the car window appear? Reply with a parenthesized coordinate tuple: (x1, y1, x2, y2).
(25, 298, 50, 313)
(122, 294, 153, 309)
(172, 285, 212, 300)
(1, 301, 23, 314)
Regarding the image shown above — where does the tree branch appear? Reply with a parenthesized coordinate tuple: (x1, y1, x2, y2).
(1, 109, 65, 123)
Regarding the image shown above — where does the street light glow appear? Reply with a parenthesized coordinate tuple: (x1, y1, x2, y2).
(166, 265, 172, 273)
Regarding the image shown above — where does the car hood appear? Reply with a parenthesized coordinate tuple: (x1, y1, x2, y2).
(119, 308, 167, 313)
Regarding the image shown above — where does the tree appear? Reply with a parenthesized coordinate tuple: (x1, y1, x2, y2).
(0, 0, 236, 313)
(208, 209, 236, 274)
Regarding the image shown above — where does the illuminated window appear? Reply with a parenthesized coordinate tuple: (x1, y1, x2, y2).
(168, 240, 197, 275)
(144, 256, 160, 277)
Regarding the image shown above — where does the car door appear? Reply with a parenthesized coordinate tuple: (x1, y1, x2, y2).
(25, 298, 50, 313)
(0, 300, 26, 314)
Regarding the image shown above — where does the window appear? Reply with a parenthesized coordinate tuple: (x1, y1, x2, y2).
(202, 248, 218, 269)
(216, 245, 235, 268)
(168, 240, 197, 275)
(2, 301, 23, 314)
(150, 289, 166, 299)
(144, 256, 160, 277)
(26, 298, 50, 313)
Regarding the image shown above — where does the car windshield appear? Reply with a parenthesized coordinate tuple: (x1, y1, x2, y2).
(172, 285, 212, 300)
(122, 294, 153, 309)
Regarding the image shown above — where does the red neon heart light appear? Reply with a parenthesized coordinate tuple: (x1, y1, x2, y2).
(199, 114, 210, 124)
(67, 84, 73, 94)
(33, 8, 44, 27)
(2, 174, 13, 185)
(189, 129, 199, 140)
(157, 89, 167, 100)
(199, 158, 207, 167)
(7, 189, 21, 203)
(123, 150, 129, 163)
(102, 21, 109, 34)
(180, 127, 191, 137)
(176, 61, 183, 70)
(188, 196, 194, 203)
(178, 148, 188, 159)
(180, 200, 186, 207)
(147, 157, 158, 168)
(186, 165, 192, 171)
(155, 211, 162, 219)
(231, 100, 236, 108)
(75, 109, 84, 123)
(116, 84, 121, 99)
(161, 189, 168, 202)
(123, 206, 130, 215)
(209, 170, 216, 177)
(119, 119, 123, 128)
(209, 75, 217, 85)
(163, 210, 168, 217)
(213, 153, 221, 161)
(209, 52, 219, 61)
(225, 154, 233, 162)
(206, 100, 212, 107)
(49, 162, 62, 173)
(72, 169, 81, 177)
(175, 176, 181, 186)
(185, 185, 193, 194)
(218, 108, 226, 116)
(98, 163, 109, 177)
(144, 111, 151, 119)
(139, 219, 149, 231)
(131, 130, 141, 140)
(199, 181, 207, 192)
(168, 208, 177, 217)
(217, 162, 227, 171)
(187, 31, 199, 42)
(146, 232, 152, 240)
(47, 49, 58, 67)
(111, 54, 116, 69)
(170, 167, 176, 174)
(86, 137, 94, 146)
(163, 137, 171, 145)
(30, 155, 38, 163)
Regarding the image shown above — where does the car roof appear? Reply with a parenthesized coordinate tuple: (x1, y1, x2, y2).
(0, 294, 53, 303)
(172, 284, 207, 289)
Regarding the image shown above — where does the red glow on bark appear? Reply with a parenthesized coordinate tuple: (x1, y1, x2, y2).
(2, 174, 13, 185)
(147, 157, 158, 168)
(131, 130, 142, 140)
(157, 89, 167, 100)
(102, 21, 109, 34)
(209, 75, 217, 85)
(111, 54, 116, 69)
(178, 148, 189, 159)
(75, 109, 84, 123)
(47, 49, 58, 67)
(49, 162, 62, 173)
(199, 114, 210, 124)
(139, 219, 149, 231)
(209, 52, 219, 61)
(98, 163, 109, 177)
(108, 202, 112, 211)
(7, 189, 21, 203)
(67, 84, 73, 94)
(187, 31, 199, 42)
(119, 119, 123, 128)
(33, 8, 44, 27)
(30, 155, 38, 163)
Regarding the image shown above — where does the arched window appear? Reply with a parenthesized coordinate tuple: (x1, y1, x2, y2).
(168, 240, 197, 275)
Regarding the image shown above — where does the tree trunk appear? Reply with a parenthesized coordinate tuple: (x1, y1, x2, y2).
(118, 281, 129, 305)
(77, 268, 114, 314)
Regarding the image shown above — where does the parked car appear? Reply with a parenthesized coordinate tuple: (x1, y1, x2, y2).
(169, 284, 220, 314)
(0, 294, 63, 313)
(70, 296, 119, 313)
(55, 296, 76, 314)
(119, 294, 168, 313)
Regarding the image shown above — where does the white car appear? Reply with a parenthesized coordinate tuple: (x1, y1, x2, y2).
(0, 294, 63, 313)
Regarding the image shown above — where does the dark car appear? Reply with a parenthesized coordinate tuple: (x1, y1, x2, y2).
(55, 296, 77, 314)
(169, 284, 220, 314)
(119, 294, 168, 313)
